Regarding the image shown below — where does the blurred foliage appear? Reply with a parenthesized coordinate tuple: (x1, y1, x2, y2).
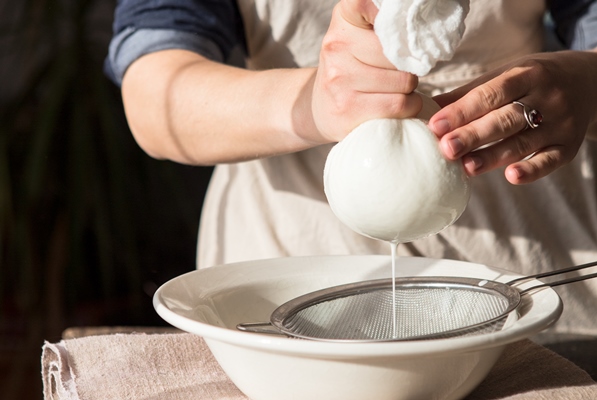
(0, 3, 211, 396)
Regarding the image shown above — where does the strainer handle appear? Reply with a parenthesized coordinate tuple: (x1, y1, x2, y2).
(236, 322, 284, 335)
(512, 261, 597, 295)
(508, 260, 597, 286)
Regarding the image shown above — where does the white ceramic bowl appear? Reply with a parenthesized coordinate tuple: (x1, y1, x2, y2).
(154, 255, 563, 400)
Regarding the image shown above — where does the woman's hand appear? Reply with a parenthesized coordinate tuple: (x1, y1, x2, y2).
(308, 0, 422, 143)
(122, 0, 423, 165)
(429, 50, 597, 185)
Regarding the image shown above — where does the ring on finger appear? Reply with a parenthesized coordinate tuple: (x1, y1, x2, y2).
(512, 101, 543, 130)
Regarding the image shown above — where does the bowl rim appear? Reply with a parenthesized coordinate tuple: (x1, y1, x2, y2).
(153, 255, 563, 359)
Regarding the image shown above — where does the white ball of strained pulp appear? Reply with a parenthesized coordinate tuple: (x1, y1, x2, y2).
(324, 110, 471, 243)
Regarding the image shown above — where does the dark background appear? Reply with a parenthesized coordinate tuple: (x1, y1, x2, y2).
(0, 1, 213, 398)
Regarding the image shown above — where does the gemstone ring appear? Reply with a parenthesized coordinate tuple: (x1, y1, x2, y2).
(513, 101, 543, 130)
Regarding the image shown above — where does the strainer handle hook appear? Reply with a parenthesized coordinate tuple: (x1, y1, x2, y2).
(236, 322, 284, 336)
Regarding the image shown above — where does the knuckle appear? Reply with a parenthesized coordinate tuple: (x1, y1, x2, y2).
(388, 95, 408, 116)
(462, 126, 481, 148)
(514, 58, 553, 92)
(519, 58, 547, 77)
(514, 135, 535, 157)
(542, 151, 562, 170)
(388, 93, 420, 118)
(329, 93, 353, 117)
(475, 84, 503, 110)
(320, 34, 343, 56)
(497, 110, 520, 133)
(321, 63, 344, 87)
(316, 74, 354, 118)
(453, 106, 468, 126)
(401, 73, 419, 93)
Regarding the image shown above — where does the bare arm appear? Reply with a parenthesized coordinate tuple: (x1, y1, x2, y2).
(121, 1, 421, 166)
(122, 51, 321, 165)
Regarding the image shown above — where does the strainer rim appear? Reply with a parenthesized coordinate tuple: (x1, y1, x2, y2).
(270, 277, 522, 342)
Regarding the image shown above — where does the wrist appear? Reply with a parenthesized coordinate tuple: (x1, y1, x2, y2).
(280, 67, 329, 147)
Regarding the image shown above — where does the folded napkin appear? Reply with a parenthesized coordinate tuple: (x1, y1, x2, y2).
(373, 0, 470, 76)
(42, 329, 596, 400)
(42, 330, 246, 400)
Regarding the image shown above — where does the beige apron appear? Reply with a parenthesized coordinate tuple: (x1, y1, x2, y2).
(198, 0, 597, 336)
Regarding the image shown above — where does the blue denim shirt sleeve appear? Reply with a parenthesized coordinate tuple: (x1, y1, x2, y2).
(549, 0, 597, 50)
(105, 0, 597, 86)
(104, 0, 245, 86)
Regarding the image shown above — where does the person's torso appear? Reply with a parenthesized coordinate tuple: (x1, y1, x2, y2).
(202, 0, 550, 266)
(237, 0, 546, 85)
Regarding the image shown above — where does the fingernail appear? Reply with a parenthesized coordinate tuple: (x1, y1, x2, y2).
(447, 137, 464, 158)
(506, 166, 524, 182)
(431, 119, 450, 136)
(463, 155, 483, 173)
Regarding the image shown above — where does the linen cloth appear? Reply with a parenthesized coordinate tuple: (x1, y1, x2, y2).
(41, 329, 597, 400)
(373, 0, 470, 75)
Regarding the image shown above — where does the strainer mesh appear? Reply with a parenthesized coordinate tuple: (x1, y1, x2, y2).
(282, 286, 510, 340)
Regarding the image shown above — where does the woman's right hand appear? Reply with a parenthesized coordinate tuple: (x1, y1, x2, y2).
(308, 0, 423, 143)
(121, 0, 422, 166)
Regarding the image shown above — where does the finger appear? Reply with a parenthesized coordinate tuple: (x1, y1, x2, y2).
(341, 91, 423, 125)
(311, 88, 423, 142)
(432, 67, 508, 108)
(339, 0, 379, 28)
(459, 127, 552, 176)
(326, 4, 396, 70)
(351, 68, 418, 94)
(439, 102, 529, 160)
(315, 91, 423, 141)
(319, 18, 418, 95)
(505, 147, 566, 184)
(317, 46, 418, 101)
(429, 67, 532, 137)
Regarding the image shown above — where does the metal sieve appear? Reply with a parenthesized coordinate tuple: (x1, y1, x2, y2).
(237, 260, 597, 342)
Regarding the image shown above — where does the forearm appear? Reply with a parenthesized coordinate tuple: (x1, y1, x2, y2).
(122, 49, 322, 165)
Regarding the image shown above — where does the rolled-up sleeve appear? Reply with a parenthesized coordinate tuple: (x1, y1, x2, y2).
(104, 0, 246, 86)
(549, 0, 597, 50)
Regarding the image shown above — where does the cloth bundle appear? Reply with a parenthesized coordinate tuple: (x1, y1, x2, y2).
(373, 0, 470, 75)
(41, 329, 597, 400)
(323, 0, 472, 241)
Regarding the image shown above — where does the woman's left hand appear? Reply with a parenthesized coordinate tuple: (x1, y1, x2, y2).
(429, 50, 597, 184)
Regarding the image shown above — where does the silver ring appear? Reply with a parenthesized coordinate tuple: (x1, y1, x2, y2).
(513, 101, 543, 129)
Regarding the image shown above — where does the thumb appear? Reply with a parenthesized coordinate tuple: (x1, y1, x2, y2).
(339, 0, 379, 29)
